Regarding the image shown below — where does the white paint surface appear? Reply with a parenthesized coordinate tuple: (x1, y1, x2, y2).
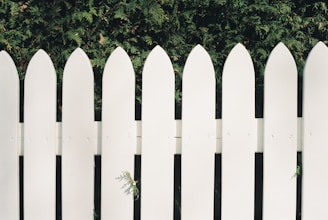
(222, 43, 255, 220)
(141, 46, 175, 220)
(0, 51, 19, 220)
(101, 47, 136, 220)
(62, 48, 96, 220)
(181, 45, 216, 220)
(303, 42, 328, 220)
(263, 43, 297, 220)
(24, 50, 56, 220)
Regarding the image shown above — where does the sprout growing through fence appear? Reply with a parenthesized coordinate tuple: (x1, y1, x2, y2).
(117, 171, 139, 200)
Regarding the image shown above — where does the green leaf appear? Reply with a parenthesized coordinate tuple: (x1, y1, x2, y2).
(114, 8, 129, 21)
(67, 31, 82, 47)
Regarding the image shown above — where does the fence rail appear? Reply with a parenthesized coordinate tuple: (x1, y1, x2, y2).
(1, 42, 327, 220)
(10, 119, 304, 156)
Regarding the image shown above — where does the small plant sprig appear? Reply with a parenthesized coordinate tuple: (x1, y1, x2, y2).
(293, 165, 302, 178)
(296, 165, 301, 176)
(117, 171, 139, 200)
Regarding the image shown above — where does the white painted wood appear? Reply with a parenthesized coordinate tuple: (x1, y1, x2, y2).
(181, 45, 216, 220)
(297, 118, 303, 152)
(137, 120, 142, 155)
(221, 43, 255, 220)
(302, 41, 328, 220)
(24, 50, 57, 220)
(216, 119, 222, 153)
(141, 46, 175, 220)
(101, 47, 136, 219)
(257, 118, 264, 153)
(176, 120, 182, 154)
(178, 118, 303, 154)
(62, 48, 96, 220)
(0, 51, 19, 220)
(263, 43, 297, 220)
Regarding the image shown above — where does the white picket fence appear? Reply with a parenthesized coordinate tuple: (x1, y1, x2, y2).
(1, 42, 328, 220)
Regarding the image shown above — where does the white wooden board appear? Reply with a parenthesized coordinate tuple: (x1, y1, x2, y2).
(0, 51, 19, 220)
(141, 46, 175, 220)
(302, 42, 328, 220)
(181, 45, 216, 220)
(263, 43, 297, 220)
(24, 50, 57, 220)
(62, 48, 96, 220)
(221, 43, 255, 220)
(101, 47, 136, 219)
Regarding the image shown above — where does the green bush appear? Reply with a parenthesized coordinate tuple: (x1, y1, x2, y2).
(1, 0, 327, 120)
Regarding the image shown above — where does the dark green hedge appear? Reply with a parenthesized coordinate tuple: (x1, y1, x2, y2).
(1, 0, 327, 120)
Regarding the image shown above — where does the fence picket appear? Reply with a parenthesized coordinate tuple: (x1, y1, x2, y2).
(24, 50, 57, 220)
(222, 43, 255, 220)
(0, 51, 19, 220)
(101, 47, 136, 219)
(141, 46, 175, 220)
(4, 42, 328, 220)
(263, 43, 297, 220)
(303, 42, 328, 220)
(62, 48, 96, 220)
(181, 45, 216, 220)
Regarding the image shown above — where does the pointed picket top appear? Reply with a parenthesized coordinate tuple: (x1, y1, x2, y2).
(25, 49, 56, 83)
(64, 47, 92, 76)
(0, 51, 19, 107)
(222, 42, 254, 124)
(142, 45, 173, 92)
(303, 41, 328, 86)
(0, 50, 19, 83)
(141, 45, 175, 220)
(183, 44, 215, 103)
(303, 41, 328, 220)
(24, 49, 56, 220)
(63, 48, 94, 89)
(222, 43, 254, 92)
(182, 44, 216, 136)
(0, 50, 19, 220)
(183, 44, 215, 83)
(221, 43, 255, 220)
(101, 46, 136, 220)
(142, 45, 175, 128)
(62, 48, 96, 220)
(181, 44, 216, 220)
(62, 47, 94, 128)
(0, 50, 19, 112)
(263, 43, 297, 220)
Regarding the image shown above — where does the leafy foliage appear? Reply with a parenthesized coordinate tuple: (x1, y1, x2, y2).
(117, 171, 139, 200)
(1, 0, 327, 119)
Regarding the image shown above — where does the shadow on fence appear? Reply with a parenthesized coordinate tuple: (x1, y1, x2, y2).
(18, 153, 302, 220)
